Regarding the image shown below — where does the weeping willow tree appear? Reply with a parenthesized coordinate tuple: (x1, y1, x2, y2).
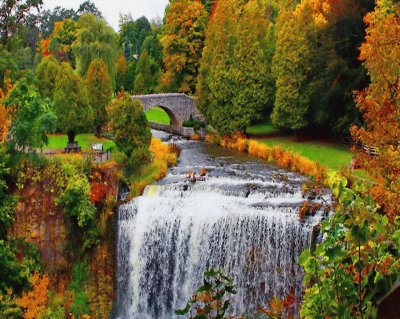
(72, 14, 118, 89)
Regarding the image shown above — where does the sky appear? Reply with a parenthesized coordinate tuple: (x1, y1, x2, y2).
(41, 0, 169, 30)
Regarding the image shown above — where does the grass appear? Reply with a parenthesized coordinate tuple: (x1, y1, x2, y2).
(257, 136, 353, 170)
(44, 134, 116, 151)
(146, 107, 171, 125)
(246, 124, 280, 136)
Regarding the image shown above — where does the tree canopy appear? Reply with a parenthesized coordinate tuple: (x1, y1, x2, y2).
(53, 62, 93, 144)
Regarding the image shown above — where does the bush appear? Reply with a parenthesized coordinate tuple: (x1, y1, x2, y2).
(182, 115, 205, 132)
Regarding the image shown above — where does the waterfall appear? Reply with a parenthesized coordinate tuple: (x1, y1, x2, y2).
(115, 138, 326, 318)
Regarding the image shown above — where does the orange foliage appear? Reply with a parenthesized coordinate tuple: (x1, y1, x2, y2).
(214, 134, 327, 183)
(41, 38, 51, 57)
(0, 77, 13, 142)
(191, 134, 201, 140)
(17, 273, 49, 319)
(351, 5, 400, 217)
(131, 138, 178, 195)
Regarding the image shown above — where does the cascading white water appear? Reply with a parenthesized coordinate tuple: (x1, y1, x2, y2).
(115, 133, 327, 319)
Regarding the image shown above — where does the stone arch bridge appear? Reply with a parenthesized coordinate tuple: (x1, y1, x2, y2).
(132, 93, 202, 127)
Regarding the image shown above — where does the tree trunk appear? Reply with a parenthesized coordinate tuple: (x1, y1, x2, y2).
(67, 131, 76, 144)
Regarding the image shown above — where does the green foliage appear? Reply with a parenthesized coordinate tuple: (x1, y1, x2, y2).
(35, 55, 61, 99)
(85, 59, 112, 136)
(5, 78, 57, 151)
(0, 0, 43, 46)
(118, 15, 152, 57)
(124, 60, 137, 93)
(73, 14, 118, 88)
(0, 239, 42, 295)
(62, 175, 96, 229)
(300, 172, 400, 318)
(0, 145, 16, 239)
(134, 51, 153, 94)
(182, 115, 205, 131)
(271, 6, 315, 131)
(107, 93, 151, 172)
(176, 268, 237, 319)
(0, 290, 22, 319)
(69, 262, 90, 318)
(53, 62, 93, 144)
(41, 292, 65, 319)
(197, 0, 276, 134)
(141, 32, 164, 67)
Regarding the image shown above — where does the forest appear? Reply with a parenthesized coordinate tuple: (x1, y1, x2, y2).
(0, 0, 399, 318)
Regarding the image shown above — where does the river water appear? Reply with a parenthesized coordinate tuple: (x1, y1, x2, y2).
(115, 131, 328, 318)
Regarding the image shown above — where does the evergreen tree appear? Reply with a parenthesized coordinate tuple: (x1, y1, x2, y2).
(85, 59, 112, 136)
(271, 3, 317, 132)
(134, 51, 153, 94)
(124, 60, 137, 93)
(53, 62, 93, 145)
(116, 53, 128, 92)
(197, 0, 277, 134)
(34, 55, 61, 99)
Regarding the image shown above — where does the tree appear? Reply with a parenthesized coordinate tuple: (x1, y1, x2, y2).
(351, 0, 400, 217)
(5, 78, 57, 151)
(38, 6, 77, 37)
(161, 0, 208, 93)
(53, 62, 93, 145)
(16, 273, 49, 319)
(107, 92, 151, 171)
(77, 1, 102, 19)
(72, 14, 118, 88)
(142, 32, 163, 68)
(0, 145, 15, 240)
(0, 0, 43, 46)
(134, 51, 153, 94)
(116, 53, 127, 92)
(271, 2, 318, 132)
(49, 18, 78, 63)
(197, 0, 277, 134)
(85, 59, 112, 136)
(124, 60, 137, 93)
(118, 16, 152, 57)
(34, 55, 61, 99)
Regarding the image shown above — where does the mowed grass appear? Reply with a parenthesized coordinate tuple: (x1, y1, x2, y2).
(44, 134, 116, 151)
(246, 124, 280, 136)
(257, 136, 352, 170)
(146, 107, 171, 125)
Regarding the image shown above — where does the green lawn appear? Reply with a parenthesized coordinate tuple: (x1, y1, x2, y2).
(44, 134, 116, 151)
(246, 124, 280, 136)
(146, 107, 171, 125)
(257, 136, 352, 170)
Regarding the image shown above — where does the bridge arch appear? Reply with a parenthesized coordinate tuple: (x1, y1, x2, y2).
(132, 93, 202, 127)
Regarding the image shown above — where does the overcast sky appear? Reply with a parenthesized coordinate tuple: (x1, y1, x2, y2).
(41, 0, 169, 30)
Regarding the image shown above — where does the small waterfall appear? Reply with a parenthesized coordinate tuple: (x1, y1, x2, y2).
(115, 137, 326, 318)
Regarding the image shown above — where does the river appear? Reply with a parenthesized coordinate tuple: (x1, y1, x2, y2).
(114, 131, 328, 318)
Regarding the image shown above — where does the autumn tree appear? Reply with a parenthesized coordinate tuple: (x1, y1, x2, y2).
(72, 14, 118, 88)
(86, 59, 112, 136)
(16, 273, 49, 319)
(53, 62, 93, 145)
(49, 18, 78, 63)
(107, 92, 151, 171)
(161, 0, 208, 93)
(197, 0, 277, 134)
(351, 0, 400, 217)
(35, 55, 61, 99)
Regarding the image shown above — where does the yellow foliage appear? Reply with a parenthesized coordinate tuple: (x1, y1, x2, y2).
(218, 134, 327, 183)
(17, 273, 49, 319)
